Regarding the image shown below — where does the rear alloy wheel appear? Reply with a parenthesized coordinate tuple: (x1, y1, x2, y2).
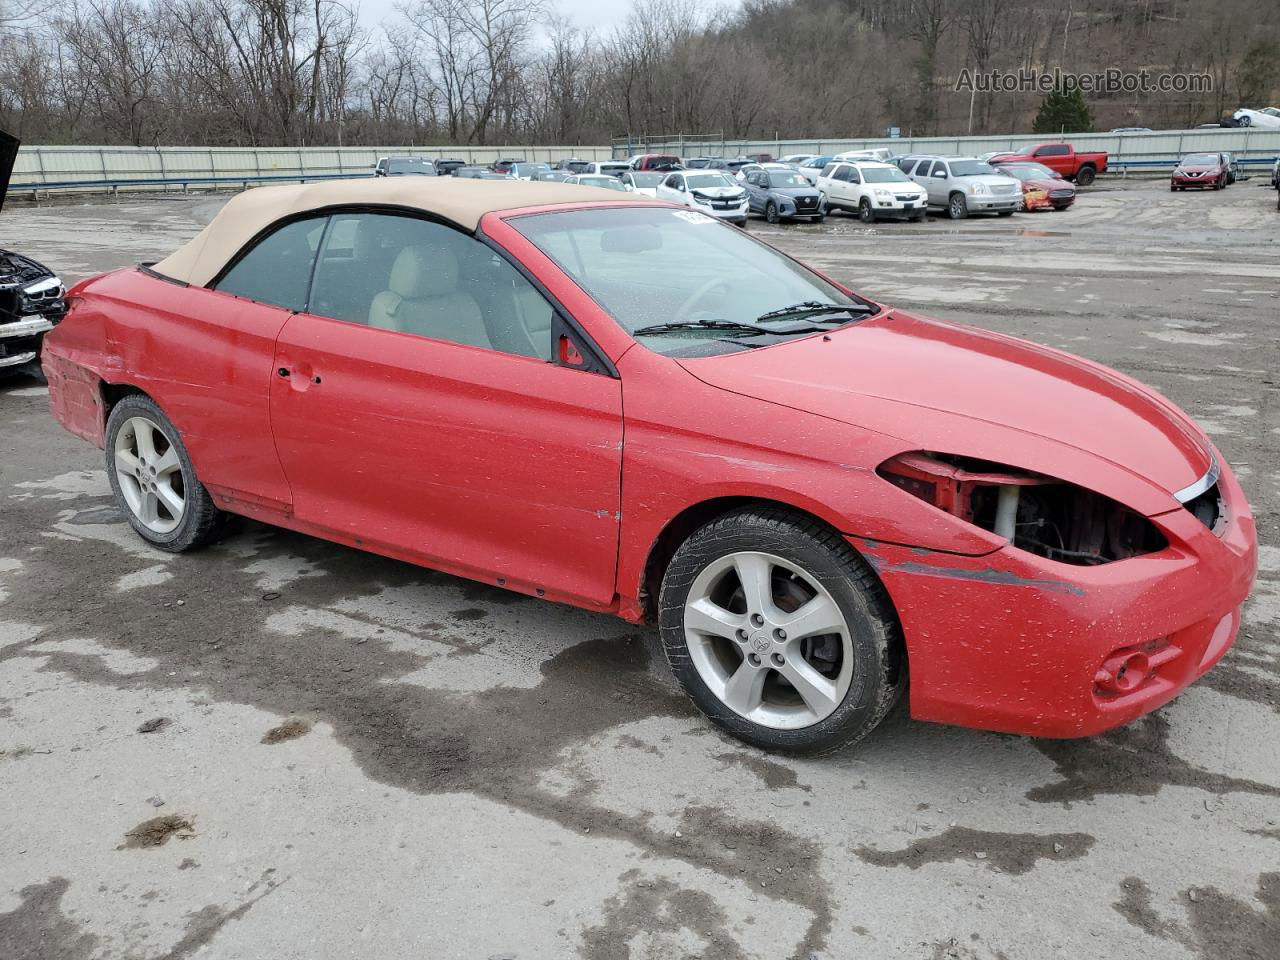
(1076, 166, 1096, 186)
(659, 508, 903, 754)
(765, 201, 780, 224)
(105, 395, 224, 551)
(858, 198, 875, 223)
(948, 193, 968, 219)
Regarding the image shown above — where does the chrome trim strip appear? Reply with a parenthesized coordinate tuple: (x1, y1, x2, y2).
(0, 316, 54, 339)
(1173, 450, 1221, 503)
(0, 350, 37, 368)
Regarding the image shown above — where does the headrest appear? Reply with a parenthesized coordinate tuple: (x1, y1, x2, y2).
(389, 244, 459, 299)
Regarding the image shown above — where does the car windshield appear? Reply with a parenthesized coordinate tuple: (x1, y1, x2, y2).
(1181, 154, 1219, 165)
(686, 174, 737, 189)
(509, 206, 863, 357)
(579, 177, 626, 190)
(767, 173, 810, 188)
(861, 167, 912, 183)
(629, 173, 664, 187)
(387, 158, 431, 174)
(1005, 162, 1056, 179)
(1014, 144, 1039, 156)
(521, 163, 550, 174)
(950, 160, 997, 176)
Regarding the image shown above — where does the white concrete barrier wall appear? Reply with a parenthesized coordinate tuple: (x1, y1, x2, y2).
(11, 144, 616, 188)
(618, 129, 1280, 169)
(10, 131, 1279, 193)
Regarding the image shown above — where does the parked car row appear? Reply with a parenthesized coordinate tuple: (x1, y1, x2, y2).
(371, 137, 1248, 226)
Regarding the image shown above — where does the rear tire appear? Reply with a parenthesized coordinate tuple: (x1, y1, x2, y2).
(659, 507, 904, 754)
(105, 395, 225, 552)
(1075, 165, 1096, 186)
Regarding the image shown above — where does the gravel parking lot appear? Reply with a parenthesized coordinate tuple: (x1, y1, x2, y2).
(1, 178, 1277, 960)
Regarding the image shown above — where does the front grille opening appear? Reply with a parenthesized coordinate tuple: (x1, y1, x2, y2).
(1183, 483, 1225, 533)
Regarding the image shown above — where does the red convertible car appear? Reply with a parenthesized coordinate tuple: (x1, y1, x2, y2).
(42, 179, 1256, 753)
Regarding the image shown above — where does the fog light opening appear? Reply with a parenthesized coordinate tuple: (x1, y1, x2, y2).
(1095, 651, 1151, 696)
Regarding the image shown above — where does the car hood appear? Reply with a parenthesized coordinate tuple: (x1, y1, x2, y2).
(771, 187, 820, 198)
(959, 174, 1019, 187)
(0, 128, 18, 212)
(690, 186, 745, 198)
(1022, 178, 1065, 191)
(1176, 165, 1219, 173)
(677, 310, 1212, 513)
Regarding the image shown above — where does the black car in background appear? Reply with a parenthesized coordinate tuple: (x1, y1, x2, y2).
(1, 130, 66, 379)
(373, 156, 437, 176)
(434, 158, 466, 176)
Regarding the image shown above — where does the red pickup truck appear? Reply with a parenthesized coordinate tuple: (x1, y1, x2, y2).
(984, 143, 1108, 186)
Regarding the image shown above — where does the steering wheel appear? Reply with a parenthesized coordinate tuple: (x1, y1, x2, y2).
(676, 277, 734, 321)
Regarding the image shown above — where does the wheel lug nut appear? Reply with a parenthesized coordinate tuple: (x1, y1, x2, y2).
(771, 653, 785, 667)
(735, 628, 748, 642)
(748, 653, 760, 666)
(750, 614, 764, 627)
(774, 628, 787, 641)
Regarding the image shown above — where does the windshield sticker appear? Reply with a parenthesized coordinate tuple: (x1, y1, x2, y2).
(673, 211, 715, 225)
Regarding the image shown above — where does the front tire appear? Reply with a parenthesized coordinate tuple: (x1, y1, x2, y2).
(858, 198, 875, 223)
(658, 507, 903, 754)
(105, 394, 225, 551)
(948, 193, 968, 219)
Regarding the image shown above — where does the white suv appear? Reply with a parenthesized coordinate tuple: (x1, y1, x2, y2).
(815, 161, 928, 223)
(655, 171, 749, 225)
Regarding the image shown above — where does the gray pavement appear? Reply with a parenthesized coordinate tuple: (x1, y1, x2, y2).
(0, 178, 1277, 960)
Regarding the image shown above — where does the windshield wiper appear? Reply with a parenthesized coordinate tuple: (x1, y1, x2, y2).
(755, 301, 876, 323)
(633, 319, 774, 337)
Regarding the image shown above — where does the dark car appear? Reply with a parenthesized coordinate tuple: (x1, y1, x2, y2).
(1, 130, 66, 378)
(743, 168, 825, 223)
(742, 152, 774, 164)
(374, 156, 437, 177)
(706, 158, 753, 173)
(491, 159, 526, 175)
(1171, 152, 1229, 191)
(434, 159, 466, 176)
(454, 166, 506, 180)
(553, 158, 591, 173)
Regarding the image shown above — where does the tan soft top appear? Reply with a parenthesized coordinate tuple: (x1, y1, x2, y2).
(152, 177, 642, 287)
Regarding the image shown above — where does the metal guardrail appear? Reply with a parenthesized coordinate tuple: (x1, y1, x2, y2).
(10, 170, 373, 198)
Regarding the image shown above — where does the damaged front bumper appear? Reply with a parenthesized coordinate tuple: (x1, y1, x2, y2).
(852, 458, 1257, 738)
(0, 314, 55, 368)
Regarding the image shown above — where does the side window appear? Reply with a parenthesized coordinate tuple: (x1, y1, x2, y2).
(833, 165, 852, 182)
(307, 212, 554, 361)
(820, 163, 837, 178)
(847, 168, 862, 184)
(213, 217, 325, 311)
(1038, 145, 1069, 157)
(931, 161, 947, 178)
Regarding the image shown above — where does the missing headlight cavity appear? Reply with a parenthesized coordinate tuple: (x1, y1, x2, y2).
(878, 452, 1166, 566)
(1182, 483, 1225, 533)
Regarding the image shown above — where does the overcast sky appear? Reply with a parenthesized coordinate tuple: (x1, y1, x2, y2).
(356, 0, 733, 37)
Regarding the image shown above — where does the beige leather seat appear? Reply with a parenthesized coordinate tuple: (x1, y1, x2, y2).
(367, 244, 491, 349)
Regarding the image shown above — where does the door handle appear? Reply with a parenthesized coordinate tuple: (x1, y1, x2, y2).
(277, 367, 291, 378)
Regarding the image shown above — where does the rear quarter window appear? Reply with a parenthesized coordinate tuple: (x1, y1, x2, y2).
(213, 217, 325, 311)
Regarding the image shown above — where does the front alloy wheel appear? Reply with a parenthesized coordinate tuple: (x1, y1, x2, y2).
(765, 201, 780, 224)
(659, 507, 903, 753)
(948, 193, 968, 219)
